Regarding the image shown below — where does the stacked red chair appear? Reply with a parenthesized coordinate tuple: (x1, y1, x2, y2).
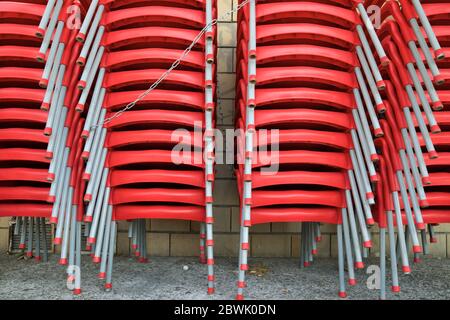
(367, 0, 450, 299)
(73, 0, 217, 294)
(31, 0, 90, 296)
(0, 0, 85, 263)
(234, 0, 391, 300)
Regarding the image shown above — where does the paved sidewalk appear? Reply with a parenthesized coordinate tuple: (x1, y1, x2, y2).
(0, 254, 449, 300)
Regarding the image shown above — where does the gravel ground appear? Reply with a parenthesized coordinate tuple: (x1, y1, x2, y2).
(0, 254, 449, 300)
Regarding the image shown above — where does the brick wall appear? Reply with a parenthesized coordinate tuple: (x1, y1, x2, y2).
(0, 0, 449, 259)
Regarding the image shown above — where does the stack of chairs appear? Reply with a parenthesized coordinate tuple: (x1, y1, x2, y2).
(74, 0, 217, 294)
(0, 0, 85, 263)
(368, 0, 450, 299)
(33, 0, 89, 296)
(234, 0, 388, 300)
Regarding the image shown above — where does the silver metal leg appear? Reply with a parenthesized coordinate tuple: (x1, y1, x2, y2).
(77, 0, 99, 42)
(392, 192, 411, 273)
(342, 208, 356, 285)
(345, 190, 363, 268)
(337, 224, 347, 298)
(411, 0, 443, 58)
(386, 211, 400, 292)
(380, 228, 386, 300)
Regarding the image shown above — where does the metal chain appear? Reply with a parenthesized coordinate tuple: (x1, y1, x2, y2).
(91, 0, 250, 130)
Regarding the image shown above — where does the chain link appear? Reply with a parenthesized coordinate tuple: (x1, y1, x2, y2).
(91, 0, 250, 130)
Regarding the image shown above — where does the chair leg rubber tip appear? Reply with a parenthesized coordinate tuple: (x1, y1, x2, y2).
(355, 262, 364, 269)
(422, 176, 431, 185)
(413, 245, 422, 253)
(98, 272, 106, 279)
(349, 279, 357, 286)
(73, 289, 81, 295)
(76, 33, 86, 42)
(35, 28, 45, 38)
(392, 286, 400, 293)
(39, 78, 48, 88)
(338, 291, 347, 298)
(36, 52, 46, 62)
(433, 74, 445, 86)
(428, 150, 439, 159)
(207, 288, 215, 295)
(419, 199, 429, 208)
(430, 125, 441, 134)
(376, 80, 386, 90)
(236, 294, 244, 300)
(374, 127, 384, 137)
(370, 153, 379, 162)
(380, 56, 390, 67)
(432, 101, 443, 111)
(402, 266, 411, 274)
(363, 240, 372, 248)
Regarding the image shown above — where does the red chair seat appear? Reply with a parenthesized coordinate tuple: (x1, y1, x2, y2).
(0, 46, 40, 64)
(250, 207, 341, 225)
(0, 203, 52, 217)
(103, 0, 206, 11)
(0, 67, 41, 85)
(0, 128, 48, 144)
(253, 128, 353, 150)
(0, 108, 47, 124)
(254, 87, 355, 110)
(104, 27, 205, 50)
(0, 186, 49, 202)
(0, 88, 44, 106)
(0, 167, 49, 183)
(425, 152, 450, 166)
(426, 172, 450, 186)
(102, 48, 205, 70)
(418, 131, 450, 147)
(0, 24, 41, 43)
(104, 6, 205, 30)
(236, 170, 349, 190)
(109, 169, 204, 188)
(253, 108, 353, 130)
(254, 66, 357, 90)
(105, 129, 202, 149)
(255, 23, 358, 49)
(250, 44, 357, 70)
(251, 190, 346, 208)
(420, 209, 450, 224)
(0, 148, 49, 163)
(113, 204, 205, 221)
(102, 89, 204, 111)
(105, 109, 204, 129)
(254, 1, 358, 29)
(250, 150, 352, 170)
(422, 192, 450, 207)
(107, 149, 204, 168)
(111, 187, 205, 206)
(0, 2, 45, 23)
(423, 3, 450, 23)
(103, 69, 204, 90)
